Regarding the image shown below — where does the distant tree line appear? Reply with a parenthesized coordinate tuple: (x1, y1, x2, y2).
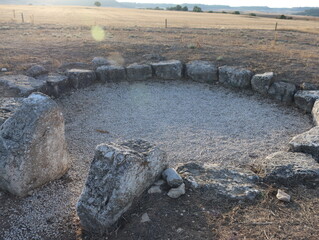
(166, 5, 188, 11)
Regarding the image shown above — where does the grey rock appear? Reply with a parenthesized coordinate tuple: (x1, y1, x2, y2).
(140, 213, 151, 223)
(91, 57, 115, 68)
(0, 93, 70, 197)
(148, 185, 162, 194)
(268, 81, 296, 104)
(126, 63, 152, 81)
(66, 69, 96, 89)
(162, 168, 183, 187)
(38, 74, 71, 98)
(76, 139, 167, 234)
(186, 60, 218, 83)
(301, 82, 318, 90)
(261, 151, 319, 186)
(167, 183, 185, 199)
(0, 75, 47, 97)
(96, 65, 126, 83)
(177, 162, 260, 201)
(294, 90, 319, 113)
(1, 68, 8, 72)
(251, 72, 274, 95)
(151, 60, 182, 80)
(289, 126, 319, 161)
(58, 62, 91, 72)
(276, 189, 291, 202)
(312, 99, 319, 126)
(26, 65, 48, 77)
(0, 98, 23, 126)
(219, 66, 253, 89)
(153, 179, 165, 186)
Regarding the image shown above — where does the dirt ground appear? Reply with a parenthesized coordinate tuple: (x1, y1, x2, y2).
(1, 5, 319, 240)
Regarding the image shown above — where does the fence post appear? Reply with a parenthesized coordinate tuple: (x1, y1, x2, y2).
(13, 10, 16, 18)
(21, 13, 24, 23)
(165, 19, 167, 28)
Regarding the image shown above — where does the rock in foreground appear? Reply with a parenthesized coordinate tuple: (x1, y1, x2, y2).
(0, 93, 70, 197)
(76, 139, 167, 234)
(177, 162, 260, 201)
(219, 66, 253, 89)
(186, 60, 218, 83)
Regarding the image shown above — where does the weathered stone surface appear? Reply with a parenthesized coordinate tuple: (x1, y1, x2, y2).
(66, 69, 96, 89)
(0, 93, 70, 197)
(167, 183, 185, 199)
(162, 168, 183, 187)
(261, 151, 319, 186)
(38, 74, 71, 98)
(251, 72, 274, 95)
(148, 185, 162, 194)
(91, 57, 115, 68)
(219, 66, 253, 89)
(151, 60, 182, 80)
(177, 162, 260, 201)
(58, 62, 91, 72)
(76, 139, 168, 234)
(294, 90, 319, 113)
(289, 127, 319, 161)
(96, 65, 126, 83)
(276, 189, 291, 202)
(126, 63, 152, 81)
(186, 60, 218, 83)
(0, 98, 23, 126)
(268, 81, 296, 104)
(26, 65, 48, 77)
(312, 99, 319, 126)
(301, 82, 318, 90)
(0, 75, 47, 97)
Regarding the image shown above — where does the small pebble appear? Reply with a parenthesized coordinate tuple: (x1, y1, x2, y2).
(167, 183, 185, 199)
(276, 189, 291, 202)
(141, 213, 151, 223)
(1, 68, 8, 72)
(148, 185, 162, 194)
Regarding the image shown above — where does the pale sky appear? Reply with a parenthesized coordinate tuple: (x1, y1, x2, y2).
(118, 0, 319, 8)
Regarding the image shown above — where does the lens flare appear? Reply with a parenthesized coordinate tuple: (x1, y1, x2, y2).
(91, 26, 105, 41)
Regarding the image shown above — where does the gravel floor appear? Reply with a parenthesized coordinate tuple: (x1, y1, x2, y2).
(0, 80, 313, 239)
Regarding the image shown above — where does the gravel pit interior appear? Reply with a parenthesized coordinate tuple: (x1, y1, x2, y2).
(0, 80, 313, 239)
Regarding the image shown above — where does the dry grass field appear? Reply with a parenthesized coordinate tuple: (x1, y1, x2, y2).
(1, 5, 319, 240)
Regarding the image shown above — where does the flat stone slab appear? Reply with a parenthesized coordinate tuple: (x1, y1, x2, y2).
(261, 151, 319, 186)
(312, 99, 319, 126)
(151, 60, 182, 80)
(96, 65, 126, 83)
(186, 60, 218, 83)
(66, 69, 96, 89)
(126, 63, 152, 81)
(268, 81, 296, 104)
(38, 74, 71, 98)
(177, 162, 260, 201)
(218, 66, 253, 89)
(289, 126, 319, 161)
(294, 90, 319, 113)
(251, 72, 274, 95)
(0, 93, 70, 197)
(76, 139, 168, 234)
(0, 75, 46, 97)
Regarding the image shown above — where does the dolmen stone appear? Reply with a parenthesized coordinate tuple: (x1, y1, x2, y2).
(218, 66, 253, 89)
(0, 75, 46, 97)
(294, 90, 319, 113)
(38, 74, 71, 98)
(251, 72, 274, 95)
(268, 81, 296, 104)
(177, 162, 260, 201)
(261, 151, 319, 186)
(96, 65, 126, 83)
(126, 63, 152, 81)
(312, 100, 319, 126)
(0, 93, 70, 197)
(186, 60, 218, 83)
(26, 65, 48, 77)
(162, 168, 183, 187)
(76, 139, 168, 234)
(66, 69, 96, 89)
(289, 126, 319, 161)
(151, 60, 182, 80)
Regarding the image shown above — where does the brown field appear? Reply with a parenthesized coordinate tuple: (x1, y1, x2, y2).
(1, 5, 319, 240)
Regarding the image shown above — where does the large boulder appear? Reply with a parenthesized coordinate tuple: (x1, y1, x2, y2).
(218, 66, 253, 89)
(251, 72, 274, 95)
(151, 60, 182, 80)
(177, 162, 260, 201)
(186, 60, 218, 83)
(96, 65, 126, 83)
(76, 139, 168, 234)
(289, 127, 319, 162)
(126, 63, 152, 81)
(268, 81, 296, 104)
(261, 151, 319, 186)
(312, 99, 319, 126)
(0, 93, 70, 197)
(0, 75, 46, 97)
(26, 65, 48, 77)
(294, 90, 319, 113)
(38, 74, 71, 98)
(66, 69, 96, 89)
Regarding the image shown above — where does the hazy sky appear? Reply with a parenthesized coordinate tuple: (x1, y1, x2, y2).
(118, 0, 319, 8)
